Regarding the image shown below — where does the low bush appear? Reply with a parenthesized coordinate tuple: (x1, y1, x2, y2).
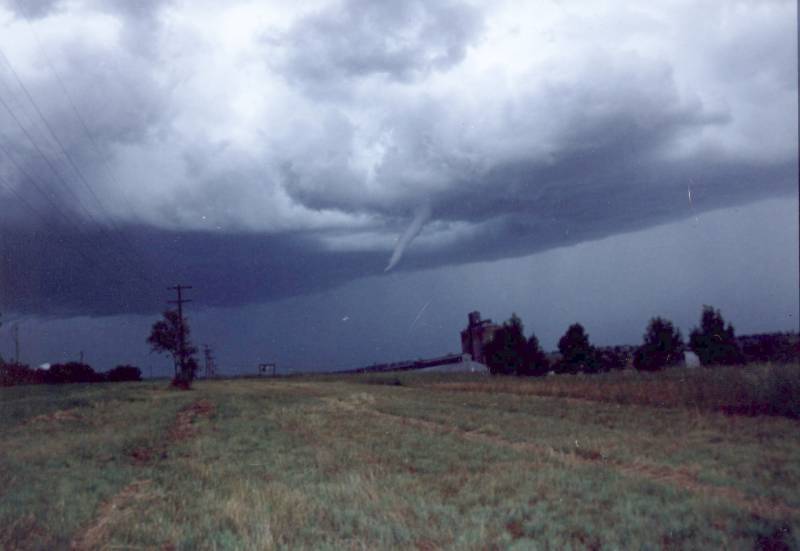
(0, 363, 45, 386)
(106, 365, 142, 382)
(44, 362, 103, 384)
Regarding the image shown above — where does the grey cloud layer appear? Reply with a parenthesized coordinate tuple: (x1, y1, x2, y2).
(278, 0, 483, 84)
(0, 0, 796, 315)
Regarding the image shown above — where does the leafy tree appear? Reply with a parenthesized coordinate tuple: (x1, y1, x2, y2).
(147, 309, 198, 387)
(521, 333, 550, 376)
(484, 314, 528, 375)
(106, 365, 142, 382)
(634, 317, 684, 371)
(596, 347, 629, 371)
(557, 323, 598, 374)
(689, 305, 743, 366)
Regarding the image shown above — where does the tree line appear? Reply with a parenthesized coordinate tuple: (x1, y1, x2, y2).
(483, 305, 795, 376)
(0, 362, 141, 387)
(0, 305, 199, 388)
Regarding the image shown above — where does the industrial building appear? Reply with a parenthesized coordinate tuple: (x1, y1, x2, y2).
(460, 311, 500, 364)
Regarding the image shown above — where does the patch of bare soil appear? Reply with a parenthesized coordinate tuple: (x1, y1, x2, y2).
(27, 409, 83, 425)
(70, 480, 154, 551)
(329, 397, 800, 521)
(168, 399, 215, 442)
(505, 520, 525, 540)
(128, 399, 216, 465)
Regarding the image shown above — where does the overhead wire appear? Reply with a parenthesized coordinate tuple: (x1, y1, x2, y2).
(12, 12, 165, 286)
(0, 69, 106, 226)
(0, 171, 128, 288)
(0, 138, 80, 233)
(8, 0, 166, 287)
(0, 80, 153, 287)
(13, 0, 139, 211)
(0, 49, 160, 288)
(0, 136, 133, 280)
(0, 47, 110, 219)
(0, 76, 106, 241)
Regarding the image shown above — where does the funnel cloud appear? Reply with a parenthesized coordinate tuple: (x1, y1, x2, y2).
(385, 204, 432, 272)
(0, 0, 796, 372)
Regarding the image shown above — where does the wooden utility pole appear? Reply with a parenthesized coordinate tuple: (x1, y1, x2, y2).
(203, 344, 215, 379)
(167, 285, 192, 377)
(11, 324, 19, 364)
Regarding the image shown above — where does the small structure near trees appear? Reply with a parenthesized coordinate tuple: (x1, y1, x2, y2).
(258, 363, 277, 377)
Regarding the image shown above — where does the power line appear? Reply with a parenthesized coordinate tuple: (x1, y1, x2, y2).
(0, 31, 157, 280)
(0, 70, 155, 284)
(12, 0, 138, 212)
(0, 172, 129, 287)
(0, 50, 159, 287)
(0, 46, 109, 215)
(0, 169, 57, 225)
(0, 145, 136, 287)
(0, 140, 89, 234)
(10, 323, 19, 363)
(0, 77, 102, 224)
(203, 344, 216, 379)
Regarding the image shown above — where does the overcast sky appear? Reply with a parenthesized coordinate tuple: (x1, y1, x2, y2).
(0, 0, 797, 373)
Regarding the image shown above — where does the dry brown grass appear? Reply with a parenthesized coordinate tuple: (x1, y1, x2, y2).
(425, 363, 800, 417)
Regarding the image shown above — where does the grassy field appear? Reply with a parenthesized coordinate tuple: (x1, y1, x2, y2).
(1, 365, 799, 549)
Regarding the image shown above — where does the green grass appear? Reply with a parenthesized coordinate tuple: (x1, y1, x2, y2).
(1, 368, 799, 549)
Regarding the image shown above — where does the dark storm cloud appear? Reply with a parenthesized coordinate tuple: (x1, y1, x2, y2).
(0, 219, 385, 316)
(0, 0, 796, 317)
(1, 154, 792, 316)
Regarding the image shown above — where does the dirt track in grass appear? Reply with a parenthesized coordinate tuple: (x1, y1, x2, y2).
(4, 373, 799, 549)
(127, 398, 216, 465)
(72, 398, 216, 549)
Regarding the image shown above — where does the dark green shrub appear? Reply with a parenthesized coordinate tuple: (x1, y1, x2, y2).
(106, 365, 142, 382)
(634, 317, 684, 371)
(484, 314, 528, 376)
(556, 323, 599, 374)
(44, 362, 102, 384)
(689, 306, 744, 366)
